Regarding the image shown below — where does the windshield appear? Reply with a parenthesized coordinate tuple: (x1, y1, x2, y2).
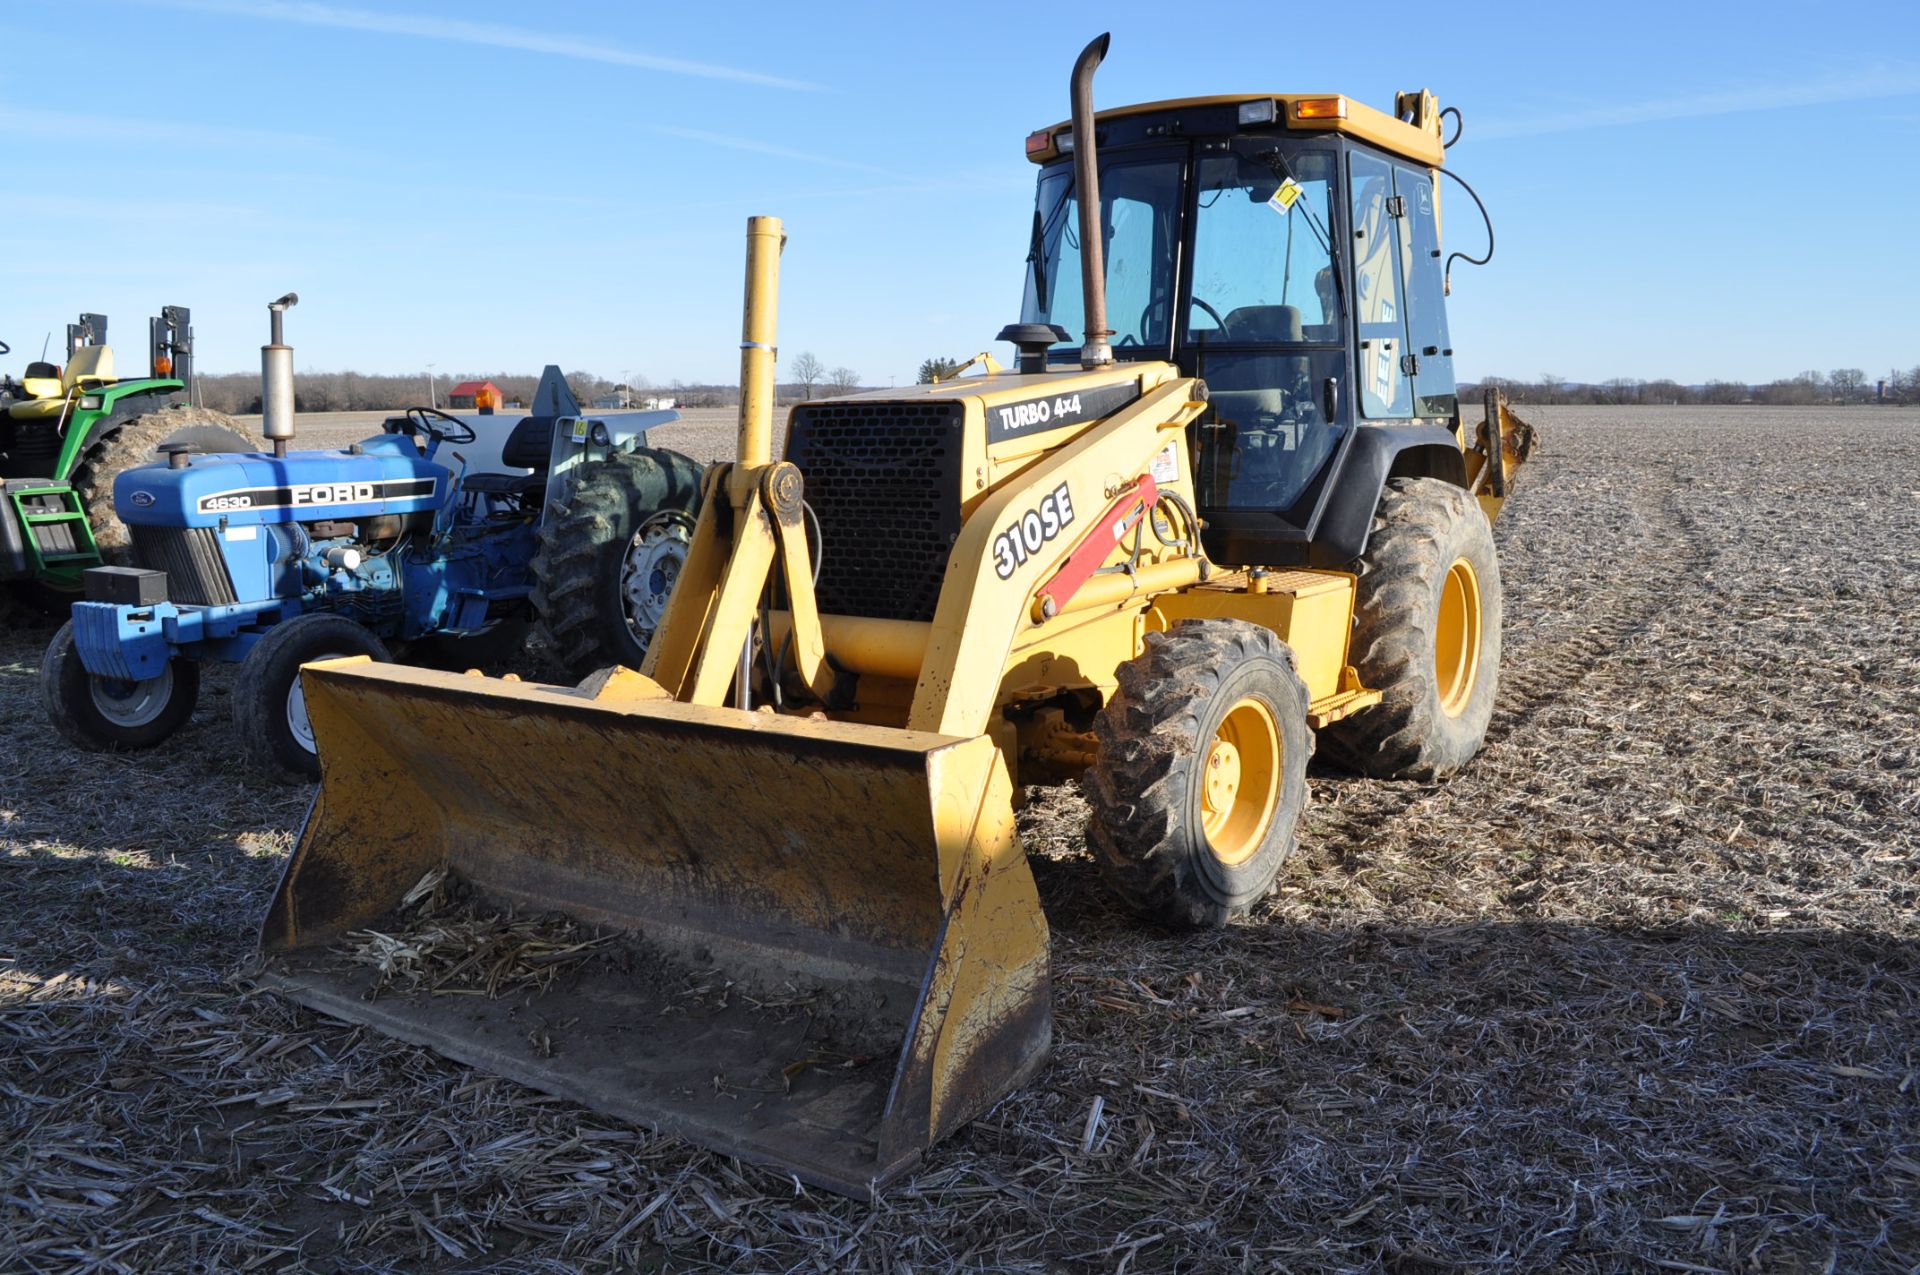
(1188, 148, 1341, 340)
(1019, 156, 1183, 355)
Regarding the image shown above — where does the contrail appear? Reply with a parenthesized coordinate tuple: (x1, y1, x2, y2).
(652, 127, 897, 176)
(142, 0, 820, 91)
(1473, 67, 1920, 139)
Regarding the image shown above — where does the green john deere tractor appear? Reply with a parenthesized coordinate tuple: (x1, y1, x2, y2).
(0, 307, 249, 615)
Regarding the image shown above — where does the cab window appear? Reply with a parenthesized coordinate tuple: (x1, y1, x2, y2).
(1188, 149, 1340, 341)
(1021, 157, 1183, 354)
(1397, 165, 1457, 418)
(1350, 152, 1412, 418)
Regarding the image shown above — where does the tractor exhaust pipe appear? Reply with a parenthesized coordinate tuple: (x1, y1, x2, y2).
(262, 292, 299, 458)
(1070, 33, 1113, 370)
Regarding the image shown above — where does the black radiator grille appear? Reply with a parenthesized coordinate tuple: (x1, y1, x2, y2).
(787, 400, 963, 623)
(130, 525, 238, 606)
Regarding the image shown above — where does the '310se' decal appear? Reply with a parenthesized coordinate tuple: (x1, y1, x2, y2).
(993, 483, 1075, 579)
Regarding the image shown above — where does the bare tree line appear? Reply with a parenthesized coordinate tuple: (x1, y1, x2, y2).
(192, 370, 747, 415)
(188, 362, 1920, 418)
(1467, 366, 1920, 407)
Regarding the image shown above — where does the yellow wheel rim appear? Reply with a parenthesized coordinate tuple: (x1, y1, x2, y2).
(1200, 697, 1282, 865)
(1435, 557, 1482, 718)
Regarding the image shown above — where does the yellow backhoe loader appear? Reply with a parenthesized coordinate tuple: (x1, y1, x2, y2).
(257, 35, 1534, 1198)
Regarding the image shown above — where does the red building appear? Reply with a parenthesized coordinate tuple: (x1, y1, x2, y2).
(448, 380, 502, 411)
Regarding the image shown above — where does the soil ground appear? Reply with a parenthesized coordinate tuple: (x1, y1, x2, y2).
(2, 405, 1916, 1272)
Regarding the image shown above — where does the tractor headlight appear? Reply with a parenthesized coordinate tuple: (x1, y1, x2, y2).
(1237, 99, 1278, 126)
(79, 395, 103, 410)
(589, 421, 611, 446)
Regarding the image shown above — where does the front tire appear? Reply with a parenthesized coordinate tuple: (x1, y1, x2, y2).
(41, 620, 199, 751)
(69, 404, 251, 564)
(1087, 619, 1312, 929)
(1321, 476, 1502, 780)
(531, 448, 703, 677)
(234, 614, 391, 782)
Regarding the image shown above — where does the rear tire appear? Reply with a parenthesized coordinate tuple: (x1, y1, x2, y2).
(531, 448, 703, 677)
(41, 620, 199, 751)
(1321, 476, 1501, 780)
(1087, 619, 1312, 928)
(234, 613, 391, 783)
(69, 404, 250, 563)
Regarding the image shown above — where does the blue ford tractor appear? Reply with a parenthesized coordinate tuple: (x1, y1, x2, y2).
(39, 294, 703, 779)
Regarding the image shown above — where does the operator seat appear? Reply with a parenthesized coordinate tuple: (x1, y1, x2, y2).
(1223, 304, 1305, 343)
(460, 413, 556, 504)
(1210, 304, 1309, 441)
(1205, 305, 1316, 497)
(6, 345, 117, 421)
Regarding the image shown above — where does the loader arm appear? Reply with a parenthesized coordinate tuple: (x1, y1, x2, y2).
(910, 376, 1210, 737)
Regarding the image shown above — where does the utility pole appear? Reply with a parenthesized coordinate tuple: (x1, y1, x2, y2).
(623, 369, 635, 409)
(425, 363, 436, 409)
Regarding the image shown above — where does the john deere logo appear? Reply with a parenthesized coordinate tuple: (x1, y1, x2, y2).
(129, 490, 156, 508)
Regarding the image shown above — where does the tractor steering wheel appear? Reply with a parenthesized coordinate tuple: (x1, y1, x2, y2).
(406, 406, 477, 446)
(0, 340, 10, 356)
(1190, 297, 1228, 334)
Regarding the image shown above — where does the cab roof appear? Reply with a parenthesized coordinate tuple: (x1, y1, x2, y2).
(1029, 92, 1445, 168)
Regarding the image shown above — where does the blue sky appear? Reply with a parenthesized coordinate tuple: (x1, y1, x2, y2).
(4, 0, 1917, 387)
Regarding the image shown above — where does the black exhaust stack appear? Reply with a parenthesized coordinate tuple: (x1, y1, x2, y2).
(1070, 33, 1113, 370)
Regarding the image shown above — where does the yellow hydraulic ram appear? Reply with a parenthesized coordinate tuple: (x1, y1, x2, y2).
(257, 219, 1051, 1199)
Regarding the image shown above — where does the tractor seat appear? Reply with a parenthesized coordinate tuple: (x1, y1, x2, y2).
(1223, 305, 1305, 343)
(7, 394, 64, 421)
(1210, 388, 1288, 423)
(499, 415, 558, 471)
(7, 346, 118, 421)
(20, 361, 62, 399)
(459, 414, 560, 503)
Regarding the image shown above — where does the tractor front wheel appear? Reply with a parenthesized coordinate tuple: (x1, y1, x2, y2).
(234, 614, 391, 782)
(1086, 619, 1312, 928)
(1321, 477, 1502, 780)
(41, 621, 200, 751)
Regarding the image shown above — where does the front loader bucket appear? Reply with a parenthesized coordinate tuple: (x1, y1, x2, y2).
(257, 660, 1051, 1198)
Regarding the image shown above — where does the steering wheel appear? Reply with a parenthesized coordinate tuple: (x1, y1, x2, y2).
(0, 340, 11, 356)
(406, 405, 477, 445)
(1190, 297, 1228, 334)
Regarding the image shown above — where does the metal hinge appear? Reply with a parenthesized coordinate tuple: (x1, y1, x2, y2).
(1400, 353, 1420, 375)
(1386, 195, 1406, 217)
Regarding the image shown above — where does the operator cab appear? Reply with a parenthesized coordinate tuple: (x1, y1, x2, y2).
(1018, 92, 1460, 566)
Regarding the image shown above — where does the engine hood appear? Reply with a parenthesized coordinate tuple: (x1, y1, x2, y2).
(114, 438, 447, 528)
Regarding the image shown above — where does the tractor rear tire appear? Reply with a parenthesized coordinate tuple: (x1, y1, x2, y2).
(234, 613, 391, 783)
(1321, 477, 1501, 780)
(69, 404, 251, 564)
(531, 448, 703, 678)
(1086, 619, 1312, 929)
(41, 620, 200, 752)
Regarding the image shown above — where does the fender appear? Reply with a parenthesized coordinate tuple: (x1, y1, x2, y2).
(1309, 423, 1467, 565)
(61, 381, 189, 475)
